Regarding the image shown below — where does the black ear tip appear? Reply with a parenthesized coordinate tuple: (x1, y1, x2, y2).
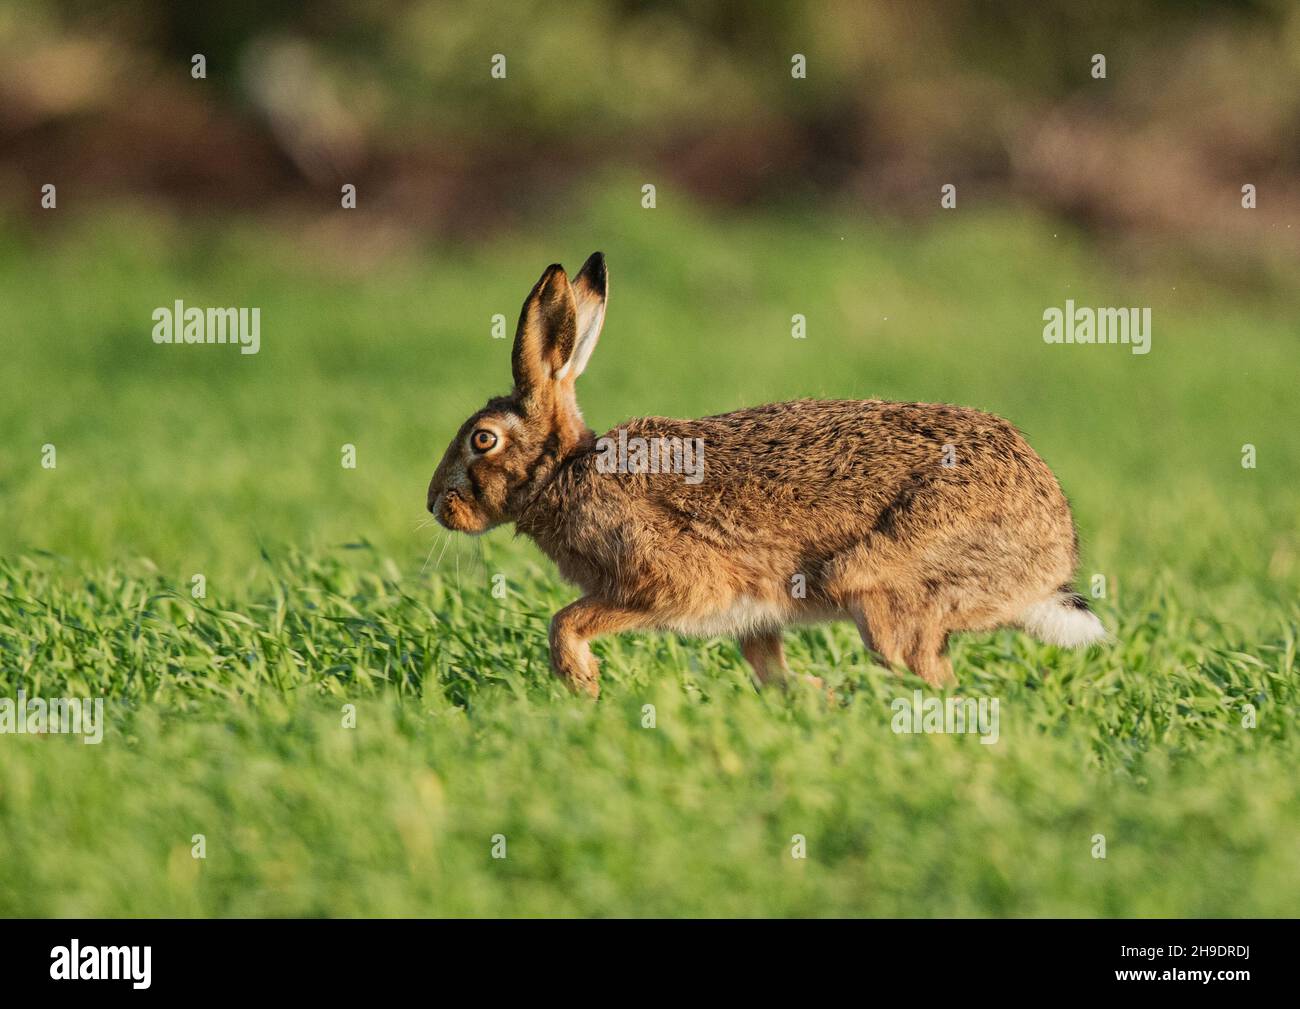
(533, 262, 568, 295)
(579, 251, 607, 289)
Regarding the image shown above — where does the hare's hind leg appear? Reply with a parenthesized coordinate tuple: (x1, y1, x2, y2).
(903, 624, 956, 688)
(850, 590, 956, 688)
(548, 597, 647, 698)
(828, 537, 950, 684)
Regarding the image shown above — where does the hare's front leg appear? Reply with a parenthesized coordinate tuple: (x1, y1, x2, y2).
(548, 597, 646, 698)
(739, 630, 829, 694)
(738, 631, 790, 686)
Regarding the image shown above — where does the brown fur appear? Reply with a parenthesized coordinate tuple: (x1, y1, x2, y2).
(428, 254, 1091, 696)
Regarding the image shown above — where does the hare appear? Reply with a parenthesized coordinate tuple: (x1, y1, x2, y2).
(427, 253, 1106, 696)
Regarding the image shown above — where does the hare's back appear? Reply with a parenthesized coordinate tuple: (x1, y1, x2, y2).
(584, 398, 1067, 561)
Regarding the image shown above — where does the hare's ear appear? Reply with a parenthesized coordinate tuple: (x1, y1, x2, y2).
(558, 252, 607, 381)
(512, 263, 578, 406)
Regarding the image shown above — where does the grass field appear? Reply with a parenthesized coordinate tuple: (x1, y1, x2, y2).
(1, 185, 1297, 916)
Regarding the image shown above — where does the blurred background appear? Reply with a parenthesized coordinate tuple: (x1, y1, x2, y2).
(3, 0, 1298, 263)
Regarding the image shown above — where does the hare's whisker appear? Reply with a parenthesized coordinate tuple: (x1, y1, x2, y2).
(471, 538, 487, 585)
(422, 531, 453, 575)
(426, 533, 447, 572)
(432, 532, 453, 573)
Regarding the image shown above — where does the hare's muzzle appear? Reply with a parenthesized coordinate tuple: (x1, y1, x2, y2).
(429, 486, 485, 533)
(429, 492, 456, 531)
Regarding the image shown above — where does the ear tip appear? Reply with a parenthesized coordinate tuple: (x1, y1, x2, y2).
(534, 263, 571, 298)
(579, 251, 607, 289)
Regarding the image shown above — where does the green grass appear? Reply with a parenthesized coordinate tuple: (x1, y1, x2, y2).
(1, 183, 1297, 916)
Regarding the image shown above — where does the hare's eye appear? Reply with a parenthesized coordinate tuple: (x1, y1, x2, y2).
(471, 429, 498, 453)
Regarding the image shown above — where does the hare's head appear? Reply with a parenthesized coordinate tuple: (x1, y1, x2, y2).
(427, 253, 608, 533)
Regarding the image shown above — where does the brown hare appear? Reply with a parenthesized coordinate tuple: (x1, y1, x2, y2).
(427, 253, 1106, 696)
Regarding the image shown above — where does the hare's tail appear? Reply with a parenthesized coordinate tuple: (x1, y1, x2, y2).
(1019, 586, 1109, 647)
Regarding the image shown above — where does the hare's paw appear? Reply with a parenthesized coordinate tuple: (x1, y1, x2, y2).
(550, 642, 601, 698)
(548, 598, 651, 699)
(548, 610, 602, 698)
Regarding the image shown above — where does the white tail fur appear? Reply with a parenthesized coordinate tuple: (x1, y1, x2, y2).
(1020, 591, 1108, 647)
